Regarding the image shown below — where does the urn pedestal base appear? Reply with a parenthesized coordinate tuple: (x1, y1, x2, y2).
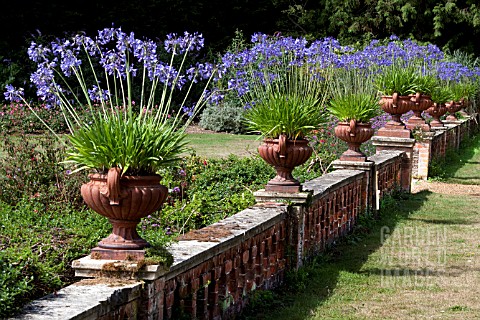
(405, 116, 430, 132)
(377, 125, 412, 138)
(265, 182, 302, 193)
(430, 120, 445, 128)
(446, 114, 459, 121)
(339, 149, 368, 162)
(91, 247, 146, 260)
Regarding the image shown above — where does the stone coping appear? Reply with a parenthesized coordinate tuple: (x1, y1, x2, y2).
(368, 150, 404, 167)
(10, 281, 142, 320)
(73, 257, 169, 281)
(331, 160, 375, 171)
(371, 136, 416, 148)
(165, 204, 287, 280)
(303, 169, 365, 198)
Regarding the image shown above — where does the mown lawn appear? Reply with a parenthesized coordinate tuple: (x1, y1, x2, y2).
(430, 134, 480, 185)
(185, 132, 261, 158)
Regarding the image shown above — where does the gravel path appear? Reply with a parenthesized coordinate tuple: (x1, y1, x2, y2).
(411, 179, 480, 196)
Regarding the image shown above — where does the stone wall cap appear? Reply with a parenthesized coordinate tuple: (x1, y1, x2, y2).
(164, 205, 286, 279)
(11, 280, 142, 319)
(368, 150, 404, 165)
(331, 160, 375, 171)
(371, 136, 415, 143)
(303, 169, 364, 196)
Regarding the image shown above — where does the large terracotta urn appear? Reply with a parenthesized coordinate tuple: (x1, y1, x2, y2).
(81, 167, 168, 260)
(445, 100, 463, 121)
(258, 135, 312, 193)
(377, 93, 414, 138)
(334, 120, 374, 162)
(426, 102, 447, 128)
(406, 93, 432, 131)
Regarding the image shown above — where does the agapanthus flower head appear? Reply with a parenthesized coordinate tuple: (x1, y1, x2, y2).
(4, 84, 24, 102)
(164, 32, 204, 54)
(88, 85, 110, 102)
(4, 27, 219, 158)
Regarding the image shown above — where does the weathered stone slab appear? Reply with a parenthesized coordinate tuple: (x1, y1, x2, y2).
(10, 281, 141, 320)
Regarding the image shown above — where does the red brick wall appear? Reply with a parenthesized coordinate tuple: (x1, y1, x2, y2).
(303, 174, 365, 256)
(140, 220, 287, 320)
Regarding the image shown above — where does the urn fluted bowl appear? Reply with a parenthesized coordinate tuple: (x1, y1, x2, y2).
(81, 167, 168, 250)
(380, 93, 414, 126)
(258, 135, 312, 192)
(334, 120, 374, 161)
(426, 102, 447, 127)
(445, 101, 463, 121)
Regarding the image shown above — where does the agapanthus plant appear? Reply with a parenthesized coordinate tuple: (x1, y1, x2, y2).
(213, 34, 335, 139)
(447, 79, 479, 102)
(328, 68, 380, 123)
(373, 63, 418, 96)
(430, 86, 453, 104)
(5, 28, 218, 175)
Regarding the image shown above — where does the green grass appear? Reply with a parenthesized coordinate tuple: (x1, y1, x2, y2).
(184, 133, 261, 158)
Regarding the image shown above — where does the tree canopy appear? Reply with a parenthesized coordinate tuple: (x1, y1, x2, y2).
(1, 0, 480, 92)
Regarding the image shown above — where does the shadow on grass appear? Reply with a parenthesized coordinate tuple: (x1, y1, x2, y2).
(408, 217, 474, 225)
(240, 191, 433, 320)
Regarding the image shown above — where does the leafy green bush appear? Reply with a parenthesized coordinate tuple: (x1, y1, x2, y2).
(199, 101, 247, 133)
(0, 133, 88, 210)
(0, 199, 111, 318)
(154, 154, 274, 233)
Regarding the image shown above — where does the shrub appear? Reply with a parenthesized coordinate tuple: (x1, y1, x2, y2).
(0, 199, 110, 318)
(152, 154, 274, 233)
(0, 102, 93, 134)
(0, 133, 87, 211)
(199, 100, 247, 133)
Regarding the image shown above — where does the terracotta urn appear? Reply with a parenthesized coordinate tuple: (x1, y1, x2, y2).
(334, 120, 374, 162)
(81, 167, 168, 259)
(379, 93, 413, 128)
(426, 102, 447, 128)
(377, 93, 414, 138)
(406, 93, 432, 131)
(445, 100, 463, 121)
(258, 134, 312, 193)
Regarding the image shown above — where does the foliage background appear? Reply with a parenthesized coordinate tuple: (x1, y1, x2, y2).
(2, 1, 480, 93)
